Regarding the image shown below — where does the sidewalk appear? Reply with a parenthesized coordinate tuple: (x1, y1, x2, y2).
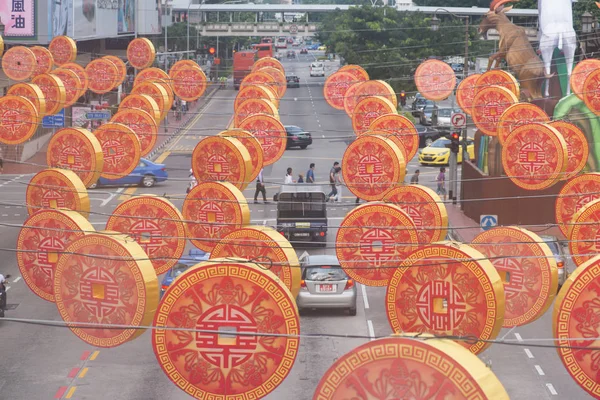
(446, 202, 565, 242)
(1, 84, 220, 175)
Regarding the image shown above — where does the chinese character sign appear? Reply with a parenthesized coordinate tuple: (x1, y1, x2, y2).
(0, 0, 35, 37)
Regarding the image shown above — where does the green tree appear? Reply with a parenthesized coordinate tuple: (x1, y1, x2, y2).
(317, 6, 480, 93)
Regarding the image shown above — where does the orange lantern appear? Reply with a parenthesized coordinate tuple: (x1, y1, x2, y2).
(102, 55, 127, 88)
(171, 65, 207, 101)
(134, 67, 170, 88)
(0, 96, 39, 145)
(497, 103, 549, 144)
(555, 173, 600, 237)
(456, 73, 481, 116)
(568, 198, 600, 267)
(369, 113, 419, 162)
(354, 80, 398, 108)
(338, 64, 370, 81)
(324, 71, 363, 111)
(475, 69, 520, 98)
(237, 114, 287, 166)
(550, 121, 589, 180)
(471, 85, 518, 136)
(7, 83, 47, 117)
(414, 59, 456, 101)
(93, 122, 141, 180)
(131, 81, 170, 121)
(119, 94, 161, 124)
(571, 59, 600, 100)
(234, 98, 279, 127)
(86, 58, 119, 94)
(26, 168, 90, 218)
(218, 129, 264, 183)
(49, 36, 77, 66)
(351, 95, 397, 135)
(2, 46, 36, 81)
(111, 109, 158, 156)
(252, 56, 285, 75)
(51, 69, 83, 108)
(61, 63, 89, 99)
(127, 38, 156, 70)
(31, 46, 54, 76)
(32, 73, 66, 116)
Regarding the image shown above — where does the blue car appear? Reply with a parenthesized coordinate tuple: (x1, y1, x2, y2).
(160, 249, 210, 297)
(90, 158, 168, 188)
(308, 44, 320, 50)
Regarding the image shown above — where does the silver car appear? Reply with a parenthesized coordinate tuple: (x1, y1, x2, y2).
(540, 235, 568, 291)
(297, 255, 357, 315)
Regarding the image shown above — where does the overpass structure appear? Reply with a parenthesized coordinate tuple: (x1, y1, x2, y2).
(167, 3, 540, 40)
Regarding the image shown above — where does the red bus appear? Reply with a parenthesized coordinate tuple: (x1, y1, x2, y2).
(252, 43, 273, 59)
(233, 50, 257, 90)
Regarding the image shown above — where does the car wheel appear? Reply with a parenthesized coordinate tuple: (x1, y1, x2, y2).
(89, 181, 98, 189)
(141, 175, 155, 188)
(349, 307, 357, 316)
(300, 145, 308, 149)
(425, 137, 434, 147)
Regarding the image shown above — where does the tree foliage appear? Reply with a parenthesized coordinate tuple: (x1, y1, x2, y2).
(317, 6, 481, 92)
(412, 0, 536, 8)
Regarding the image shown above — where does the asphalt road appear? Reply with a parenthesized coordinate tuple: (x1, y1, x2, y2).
(0, 52, 588, 399)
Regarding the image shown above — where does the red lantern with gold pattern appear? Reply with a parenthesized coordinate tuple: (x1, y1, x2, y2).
(32, 73, 66, 116)
(502, 123, 568, 190)
(119, 94, 161, 123)
(352, 96, 397, 135)
(553, 254, 600, 398)
(555, 173, 600, 237)
(414, 59, 456, 101)
(237, 114, 287, 166)
(49, 36, 77, 66)
(17, 209, 94, 302)
(7, 83, 46, 117)
(47, 127, 104, 187)
(569, 198, 600, 267)
(550, 121, 589, 180)
(51, 69, 83, 108)
(456, 73, 481, 116)
(127, 38, 156, 70)
(341, 135, 406, 201)
(106, 195, 186, 275)
(252, 57, 285, 75)
(258, 66, 287, 98)
(103, 55, 127, 89)
(354, 80, 398, 108)
(171, 65, 207, 101)
(571, 59, 600, 100)
(497, 103, 549, 145)
(234, 98, 279, 127)
(472, 227, 558, 327)
(383, 184, 448, 244)
(0, 95, 39, 145)
(324, 71, 363, 110)
(472, 85, 519, 136)
(210, 226, 301, 297)
(343, 82, 361, 117)
(218, 129, 264, 183)
(111, 109, 158, 157)
(61, 63, 89, 99)
(31, 46, 54, 76)
(86, 58, 119, 95)
(369, 113, 419, 162)
(336, 202, 419, 286)
(2, 46, 36, 81)
(339, 64, 369, 81)
(153, 259, 299, 399)
(313, 336, 509, 400)
(54, 232, 158, 347)
(386, 242, 505, 354)
(131, 81, 169, 121)
(234, 84, 279, 111)
(191, 136, 252, 190)
(134, 67, 170, 87)
(240, 71, 279, 98)
(182, 181, 250, 252)
(475, 69, 520, 98)
(26, 168, 90, 218)
(94, 122, 141, 180)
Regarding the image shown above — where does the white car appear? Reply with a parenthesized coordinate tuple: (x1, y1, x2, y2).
(310, 62, 325, 77)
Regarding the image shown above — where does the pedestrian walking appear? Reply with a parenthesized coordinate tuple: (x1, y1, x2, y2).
(254, 168, 267, 203)
(327, 162, 339, 201)
(306, 163, 315, 183)
(284, 167, 295, 184)
(436, 167, 447, 201)
(410, 170, 420, 184)
(182, 100, 187, 114)
(298, 174, 304, 183)
(334, 166, 343, 202)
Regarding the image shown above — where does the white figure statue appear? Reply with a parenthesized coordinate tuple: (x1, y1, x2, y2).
(538, 0, 577, 97)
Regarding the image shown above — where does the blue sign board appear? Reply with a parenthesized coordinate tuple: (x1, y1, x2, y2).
(480, 215, 498, 231)
(42, 109, 65, 128)
(86, 111, 112, 120)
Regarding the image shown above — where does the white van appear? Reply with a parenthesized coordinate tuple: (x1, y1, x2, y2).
(310, 62, 325, 77)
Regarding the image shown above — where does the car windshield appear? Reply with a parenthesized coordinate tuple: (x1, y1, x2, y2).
(286, 126, 303, 134)
(171, 263, 189, 277)
(431, 139, 450, 148)
(438, 109, 452, 117)
(278, 192, 326, 218)
(304, 266, 347, 281)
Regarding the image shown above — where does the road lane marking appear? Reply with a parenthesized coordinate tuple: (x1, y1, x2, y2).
(514, 332, 523, 342)
(68, 368, 80, 378)
(90, 350, 100, 361)
(523, 348, 534, 359)
(361, 284, 369, 309)
(80, 351, 91, 360)
(5, 286, 10, 291)
(534, 365, 545, 376)
(100, 188, 124, 207)
(65, 387, 77, 399)
(546, 383, 558, 395)
(78, 368, 89, 378)
(12, 277, 21, 283)
(54, 386, 67, 399)
(154, 151, 171, 164)
(367, 320, 375, 341)
(118, 187, 138, 201)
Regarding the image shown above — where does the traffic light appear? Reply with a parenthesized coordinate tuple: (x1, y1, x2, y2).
(399, 91, 406, 107)
(209, 47, 216, 55)
(450, 132, 460, 154)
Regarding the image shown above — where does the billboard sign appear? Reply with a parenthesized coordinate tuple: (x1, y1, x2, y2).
(48, 0, 73, 39)
(0, 0, 36, 37)
(42, 109, 65, 128)
(118, 0, 135, 34)
(73, 0, 97, 38)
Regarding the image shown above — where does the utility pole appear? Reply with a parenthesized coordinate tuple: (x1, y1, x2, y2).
(449, 132, 460, 205)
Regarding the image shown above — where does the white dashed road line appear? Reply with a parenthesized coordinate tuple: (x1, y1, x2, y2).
(13, 277, 21, 283)
(523, 348, 534, 359)
(367, 320, 375, 341)
(534, 365, 545, 376)
(514, 332, 523, 342)
(101, 188, 124, 207)
(361, 284, 369, 309)
(546, 383, 558, 396)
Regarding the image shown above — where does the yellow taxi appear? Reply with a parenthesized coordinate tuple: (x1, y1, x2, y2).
(318, 45, 327, 51)
(418, 136, 475, 166)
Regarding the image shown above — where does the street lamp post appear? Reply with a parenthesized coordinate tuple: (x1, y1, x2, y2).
(431, 8, 470, 205)
(582, 11, 594, 34)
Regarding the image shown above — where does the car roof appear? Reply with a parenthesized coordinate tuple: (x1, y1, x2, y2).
(304, 254, 340, 266)
(279, 184, 327, 194)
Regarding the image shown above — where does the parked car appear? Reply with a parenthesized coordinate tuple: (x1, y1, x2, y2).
(297, 254, 357, 315)
(418, 137, 475, 165)
(308, 43, 320, 50)
(90, 158, 168, 189)
(285, 125, 312, 149)
(160, 249, 211, 297)
(540, 235, 568, 291)
(317, 45, 327, 51)
(300, 48, 308, 54)
(286, 74, 300, 88)
(286, 50, 296, 59)
(416, 125, 444, 148)
(437, 108, 462, 132)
